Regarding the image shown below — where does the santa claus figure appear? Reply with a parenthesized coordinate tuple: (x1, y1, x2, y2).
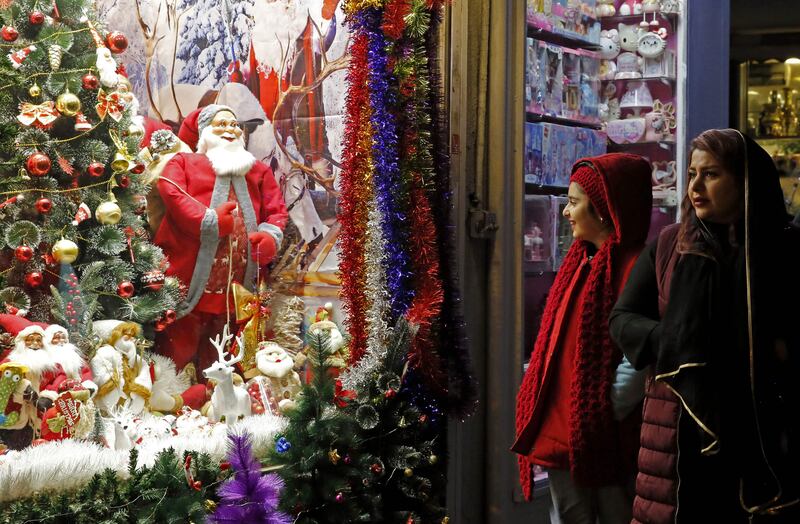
(43, 325, 97, 396)
(3, 325, 66, 405)
(90, 320, 207, 416)
(254, 341, 301, 412)
(154, 104, 288, 374)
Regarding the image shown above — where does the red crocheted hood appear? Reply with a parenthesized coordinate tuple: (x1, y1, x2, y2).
(571, 153, 652, 250)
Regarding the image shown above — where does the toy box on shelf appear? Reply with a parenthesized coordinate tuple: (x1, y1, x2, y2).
(527, 0, 601, 46)
(525, 122, 607, 187)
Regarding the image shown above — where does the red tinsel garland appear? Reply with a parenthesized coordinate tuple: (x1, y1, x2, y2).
(339, 33, 372, 363)
(382, 0, 413, 40)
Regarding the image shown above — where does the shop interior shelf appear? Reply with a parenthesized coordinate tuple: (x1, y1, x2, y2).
(526, 112, 603, 130)
(600, 11, 678, 29)
(608, 139, 677, 149)
(526, 24, 600, 51)
(602, 76, 676, 85)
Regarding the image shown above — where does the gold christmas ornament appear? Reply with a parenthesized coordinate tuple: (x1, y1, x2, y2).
(403, 468, 414, 477)
(52, 238, 79, 264)
(55, 90, 81, 117)
(126, 123, 144, 141)
(95, 200, 122, 225)
(111, 151, 131, 173)
(28, 83, 41, 98)
(328, 449, 341, 465)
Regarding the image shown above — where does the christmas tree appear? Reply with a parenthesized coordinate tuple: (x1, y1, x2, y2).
(273, 320, 448, 523)
(0, 0, 180, 338)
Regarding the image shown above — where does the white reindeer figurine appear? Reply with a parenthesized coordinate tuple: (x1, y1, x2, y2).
(203, 325, 252, 424)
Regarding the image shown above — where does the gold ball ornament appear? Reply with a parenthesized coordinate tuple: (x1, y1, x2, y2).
(95, 200, 122, 225)
(52, 238, 79, 264)
(28, 83, 41, 98)
(404, 468, 414, 477)
(55, 91, 81, 117)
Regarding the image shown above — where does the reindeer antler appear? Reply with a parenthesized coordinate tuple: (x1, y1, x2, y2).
(209, 325, 244, 367)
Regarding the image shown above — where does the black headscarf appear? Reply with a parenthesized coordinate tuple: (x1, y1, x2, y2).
(655, 131, 799, 515)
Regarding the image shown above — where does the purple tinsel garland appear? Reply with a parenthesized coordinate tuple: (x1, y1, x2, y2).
(358, 8, 415, 321)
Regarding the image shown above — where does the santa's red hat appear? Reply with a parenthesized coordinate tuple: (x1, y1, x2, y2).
(0, 314, 46, 336)
(177, 108, 202, 152)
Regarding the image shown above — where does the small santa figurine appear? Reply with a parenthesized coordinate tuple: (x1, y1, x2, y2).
(90, 320, 207, 416)
(2, 325, 66, 407)
(254, 341, 301, 412)
(43, 325, 97, 396)
(154, 104, 288, 374)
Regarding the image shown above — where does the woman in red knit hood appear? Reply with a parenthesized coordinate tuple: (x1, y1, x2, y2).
(513, 153, 652, 523)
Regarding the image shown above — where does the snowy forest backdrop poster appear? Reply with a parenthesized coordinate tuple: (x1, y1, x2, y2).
(96, 0, 347, 317)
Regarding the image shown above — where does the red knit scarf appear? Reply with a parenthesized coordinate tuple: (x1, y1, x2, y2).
(515, 233, 626, 497)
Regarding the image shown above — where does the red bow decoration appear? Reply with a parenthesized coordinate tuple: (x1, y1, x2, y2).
(334, 379, 356, 408)
(95, 89, 124, 121)
(17, 101, 59, 129)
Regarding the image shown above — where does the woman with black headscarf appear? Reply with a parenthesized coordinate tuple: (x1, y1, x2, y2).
(610, 129, 799, 523)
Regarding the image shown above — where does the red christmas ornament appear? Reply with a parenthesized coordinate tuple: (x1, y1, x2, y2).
(87, 161, 105, 178)
(154, 319, 167, 332)
(335, 492, 344, 503)
(384, 388, 397, 399)
(28, 11, 45, 25)
(117, 174, 130, 188)
(117, 281, 135, 298)
(164, 309, 177, 324)
(81, 73, 99, 90)
(25, 271, 43, 288)
(192, 480, 201, 490)
(219, 462, 230, 471)
(370, 463, 383, 474)
(130, 163, 145, 175)
(35, 198, 52, 214)
(105, 31, 128, 54)
(26, 152, 51, 177)
(14, 245, 34, 262)
(1, 26, 19, 42)
(142, 270, 165, 291)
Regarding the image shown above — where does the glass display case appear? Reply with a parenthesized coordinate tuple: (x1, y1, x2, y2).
(738, 59, 800, 217)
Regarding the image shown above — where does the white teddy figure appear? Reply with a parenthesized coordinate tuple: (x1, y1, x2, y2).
(255, 341, 302, 413)
(619, 0, 642, 15)
(596, 0, 616, 17)
(599, 29, 620, 81)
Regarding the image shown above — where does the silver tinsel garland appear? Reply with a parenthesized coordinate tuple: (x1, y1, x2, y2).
(340, 203, 392, 390)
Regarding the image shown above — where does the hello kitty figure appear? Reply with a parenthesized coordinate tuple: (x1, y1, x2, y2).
(618, 23, 645, 53)
(638, 29, 668, 58)
(599, 29, 620, 80)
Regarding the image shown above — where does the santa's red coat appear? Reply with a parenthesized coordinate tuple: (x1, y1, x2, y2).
(155, 153, 287, 313)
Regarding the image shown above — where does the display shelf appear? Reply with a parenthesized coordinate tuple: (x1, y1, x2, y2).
(526, 24, 600, 51)
(526, 112, 602, 130)
(599, 11, 677, 28)
(524, 182, 568, 196)
(607, 139, 676, 149)
(602, 76, 676, 85)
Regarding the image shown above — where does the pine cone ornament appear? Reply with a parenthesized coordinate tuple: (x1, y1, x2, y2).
(48, 44, 62, 71)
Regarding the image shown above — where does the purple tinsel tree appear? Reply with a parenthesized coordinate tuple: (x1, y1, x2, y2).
(210, 433, 291, 524)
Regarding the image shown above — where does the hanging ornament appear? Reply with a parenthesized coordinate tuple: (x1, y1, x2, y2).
(384, 388, 397, 399)
(117, 281, 134, 298)
(126, 123, 145, 142)
(111, 151, 131, 172)
(117, 174, 130, 188)
(14, 245, 34, 263)
(35, 198, 52, 214)
(87, 161, 105, 178)
(72, 203, 91, 226)
(74, 112, 91, 132)
(26, 152, 51, 176)
(52, 238, 79, 264)
(370, 463, 383, 475)
(403, 468, 414, 478)
(328, 449, 341, 465)
(25, 271, 43, 288)
(8, 45, 36, 69)
(1, 26, 19, 42)
(105, 31, 128, 54)
(154, 319, 167, 332)
(142, 270, 165, 291)
(334, 492, 344, 504)
(95, 89, 124, 121)
(28, 83, 41, 98)
(29, 11, 45, 25)
(48, 44, 62, 71)
(130, 163, 145, 175)
(429, 455, 439, 465)
(55, 91, 81, 117)
(95, 200, 122, 225)
(17, 101, 58, 128)
(164, 309, 177, 324)
(81, 73, 99, 90)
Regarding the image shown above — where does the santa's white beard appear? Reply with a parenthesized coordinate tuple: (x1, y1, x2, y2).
(197, 127, 255, 177)
(115, 338, 138, 363)
(45, 343, 85, 378)
(6, 344, 57, 377)
(259, 356, 294, 379)
(96, 48, 119, 88)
